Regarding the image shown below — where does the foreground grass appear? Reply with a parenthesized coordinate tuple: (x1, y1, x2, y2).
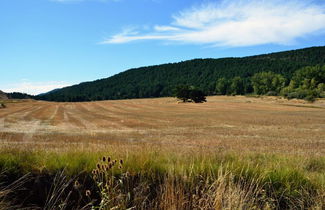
(0, 146, 325, 209)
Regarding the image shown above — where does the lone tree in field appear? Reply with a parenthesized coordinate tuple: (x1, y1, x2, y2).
(174, 85, 191, 102)
(189, 88, 207, 103)
(174, 85, 207, 103)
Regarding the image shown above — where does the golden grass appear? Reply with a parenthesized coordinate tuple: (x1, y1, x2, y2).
(0, 96, 324, 155)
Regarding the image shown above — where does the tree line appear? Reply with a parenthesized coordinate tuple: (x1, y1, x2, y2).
(176, 65, 324, 103)
(215, 65, 325, 102)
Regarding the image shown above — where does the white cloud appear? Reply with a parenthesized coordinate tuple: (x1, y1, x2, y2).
(102, 0, 325, 47)
(154, 25, 180, 32)
(1, 81, 72, 95)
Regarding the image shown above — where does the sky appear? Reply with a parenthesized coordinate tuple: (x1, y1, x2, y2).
(1, 0, 325, 95)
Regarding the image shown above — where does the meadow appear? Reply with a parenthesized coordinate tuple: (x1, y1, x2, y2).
(0, 96, 325, 209)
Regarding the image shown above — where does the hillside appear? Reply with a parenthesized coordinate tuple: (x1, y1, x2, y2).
(6, 92, 34, 99)
(0, 90, 8, 100)
(37, 46, 325, 102)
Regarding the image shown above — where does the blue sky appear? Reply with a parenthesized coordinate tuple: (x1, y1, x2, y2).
(1, 0, 325, 95)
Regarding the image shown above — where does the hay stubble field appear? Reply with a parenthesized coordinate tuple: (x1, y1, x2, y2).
(1, 96, 324, 154)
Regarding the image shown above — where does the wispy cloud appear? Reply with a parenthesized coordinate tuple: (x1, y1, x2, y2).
(1, 80, 72, 95)
(102, 0, 325, 47)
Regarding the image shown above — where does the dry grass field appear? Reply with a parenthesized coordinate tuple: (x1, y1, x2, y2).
(0, 96, 325, 209)
(0, 96, 324, 154)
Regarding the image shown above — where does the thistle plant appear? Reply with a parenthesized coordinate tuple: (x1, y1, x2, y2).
(90, 156, 130, 210)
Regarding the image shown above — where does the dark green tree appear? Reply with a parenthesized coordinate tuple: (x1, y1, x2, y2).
(189, 88, 207, 103)
(174, 85, 191, 102)
(174, 85, 206, 103)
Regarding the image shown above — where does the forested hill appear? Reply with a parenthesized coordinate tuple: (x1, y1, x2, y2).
(37, 46, 325, 102)
(0, 91, 33, 100)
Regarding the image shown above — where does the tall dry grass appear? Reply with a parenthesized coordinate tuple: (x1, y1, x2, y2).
(0, 147, 324, 209)
(0, 171, 30, 209)
(155, 168, 267, 210)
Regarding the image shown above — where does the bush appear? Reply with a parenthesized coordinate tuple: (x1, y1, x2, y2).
(0, 103, 6, 109)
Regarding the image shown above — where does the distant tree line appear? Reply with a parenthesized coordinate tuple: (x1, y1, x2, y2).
(6, 92, 33, 99)
(35, 46, 325, 102)
(215, 65, 325, 102)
